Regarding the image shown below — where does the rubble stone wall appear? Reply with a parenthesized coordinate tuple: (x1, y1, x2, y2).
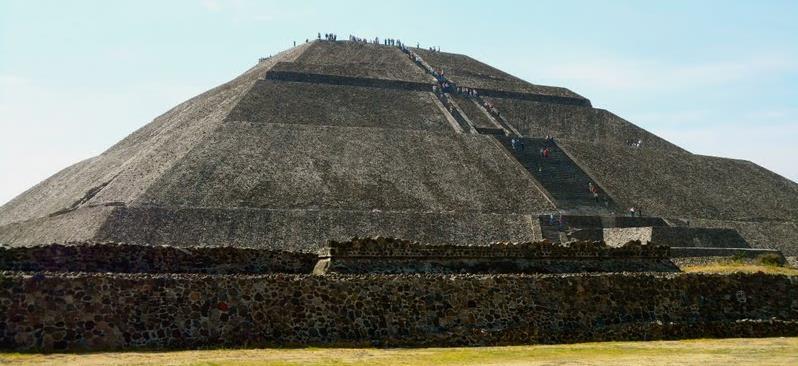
(316, 238, 675, 274)
(2, 272, 797, 351)
(0, 243, 316, 274)
(314, 257, 679, 274)
(321, 237, 670, 258)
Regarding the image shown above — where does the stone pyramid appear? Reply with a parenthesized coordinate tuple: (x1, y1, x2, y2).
(2, 40, 797, 255)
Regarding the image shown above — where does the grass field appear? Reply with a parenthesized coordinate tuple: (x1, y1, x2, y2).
(2, 338, 798, 366)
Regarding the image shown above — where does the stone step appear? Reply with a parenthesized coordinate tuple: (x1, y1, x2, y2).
(496, 136, 618, 213)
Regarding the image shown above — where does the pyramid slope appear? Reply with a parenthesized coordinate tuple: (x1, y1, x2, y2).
(294, 41, 426, 81)
(414, 48, 586, 100)
(485, 97, 686, 153)
(1, 40, 797, 255)
(132, 123, 554, 213)
(559, 140, 798, 221)
(225, 80, 450, 131)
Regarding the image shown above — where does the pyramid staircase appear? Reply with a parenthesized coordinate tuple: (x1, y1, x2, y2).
(495, 136, 620, 215)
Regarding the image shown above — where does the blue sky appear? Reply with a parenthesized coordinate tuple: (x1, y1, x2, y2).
(1, 0, 797, 205)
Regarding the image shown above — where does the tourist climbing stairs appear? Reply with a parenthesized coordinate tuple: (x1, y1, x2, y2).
(495, 137, 619, 214)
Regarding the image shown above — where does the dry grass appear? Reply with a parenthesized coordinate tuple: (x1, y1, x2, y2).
(2, 337, 798, 366)
(681, 262, 798, 276)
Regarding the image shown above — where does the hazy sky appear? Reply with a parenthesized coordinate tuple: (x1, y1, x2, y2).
(1, 0, 797, 205)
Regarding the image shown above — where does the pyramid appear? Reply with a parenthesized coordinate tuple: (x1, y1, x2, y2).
(2, 40, 797, 256)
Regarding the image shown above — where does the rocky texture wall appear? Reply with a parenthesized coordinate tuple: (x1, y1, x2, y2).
(603, 227, 750, 249)
(1, 271, 796, 351)
(225, 80, 451, 131)
(486, 98, 684, 153)
(0, 242, 316, 274)
(314, 237, 675, 274)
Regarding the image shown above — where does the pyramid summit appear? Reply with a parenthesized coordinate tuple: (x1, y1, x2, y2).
(1, 39, 797, 257)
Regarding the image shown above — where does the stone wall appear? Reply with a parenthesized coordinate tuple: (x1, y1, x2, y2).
(1, 271, 796, 351)
(0, 242, 316, 274)
(321, 237, 669, 258)
(603, 227, 750, 248)
(314, 237, 676, 274)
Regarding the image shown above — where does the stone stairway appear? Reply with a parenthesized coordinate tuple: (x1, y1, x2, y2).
(496, 136, 619, 214)
(400, 46, 491, 135)
(434, 92, 473, 132)
(400, 45, 616, 215)
(473, 95, 521, 136)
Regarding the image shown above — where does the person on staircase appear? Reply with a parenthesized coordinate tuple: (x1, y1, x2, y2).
(588, 182, 600, 202)
(558, 215, 567, 232)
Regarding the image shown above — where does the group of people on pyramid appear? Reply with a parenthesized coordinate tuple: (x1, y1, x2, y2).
(319, 33, 337, 41)
(382, 38, 401, 46)
(483, 100, 501, 117)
